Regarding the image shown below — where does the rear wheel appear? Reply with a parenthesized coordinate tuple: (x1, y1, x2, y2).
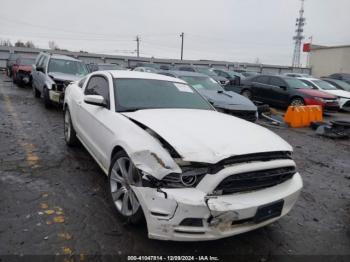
(108, 151, 144, 224)
(241, 89, 252, 99)
(290, 97, 305, 107)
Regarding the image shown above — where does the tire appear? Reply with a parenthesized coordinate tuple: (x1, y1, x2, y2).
(64, 108, 78, 146)
(43, 87, 52, 108)
(241, 89, 252, 99)
(290, 97, 305, 107)
(33, 83, 41, 98)
(108, 151, 144, 224)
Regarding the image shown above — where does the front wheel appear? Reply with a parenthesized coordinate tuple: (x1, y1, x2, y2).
(43, 87, 52, 108)
(290, 97, 305, 107)
(64, 108, 78, 146)
(108, 151, 144, 224)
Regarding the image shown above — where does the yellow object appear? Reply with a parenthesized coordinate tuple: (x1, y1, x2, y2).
(284, 105, 323, 128)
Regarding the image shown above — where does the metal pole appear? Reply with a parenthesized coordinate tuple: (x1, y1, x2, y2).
(136, 35, 140, 57)
(180, 32, 184, 60)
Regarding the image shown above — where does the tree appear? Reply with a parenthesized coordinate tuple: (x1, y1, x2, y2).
(25, 41, 35, 48)
(0, 39, 13, 46)
(254, 57, 261, 64)
(15, 40, 25, 47)
(48, 40, 59, 50)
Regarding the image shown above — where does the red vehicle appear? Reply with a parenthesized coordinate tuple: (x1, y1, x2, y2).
(12, 57, 35, 86)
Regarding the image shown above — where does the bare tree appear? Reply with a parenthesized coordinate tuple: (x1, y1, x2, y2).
(25, 41, 35, 48)
(0, 39, 13, 47)
(15, 40, 25, 47)
(48, 40, 59, 50)
(254, 57, 261, 64)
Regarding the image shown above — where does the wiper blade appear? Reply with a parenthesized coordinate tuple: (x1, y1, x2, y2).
(217, 90, 232, 98)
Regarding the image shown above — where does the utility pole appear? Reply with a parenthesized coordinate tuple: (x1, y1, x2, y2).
(292, 0, 306, 68)
(136, 35, 140, 57)
(180, 32, 184, 60)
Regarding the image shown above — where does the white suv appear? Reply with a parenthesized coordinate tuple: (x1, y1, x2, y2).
(31, 52, 88, 108)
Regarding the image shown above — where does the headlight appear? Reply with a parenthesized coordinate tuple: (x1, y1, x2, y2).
(314, 97, 325, 103)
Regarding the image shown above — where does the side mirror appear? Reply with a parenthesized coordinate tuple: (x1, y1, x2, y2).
(84, 95, 107, 107)
(36, 66, 44, 73)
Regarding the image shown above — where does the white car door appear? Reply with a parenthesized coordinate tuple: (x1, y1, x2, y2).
(78, 74, 116, 169)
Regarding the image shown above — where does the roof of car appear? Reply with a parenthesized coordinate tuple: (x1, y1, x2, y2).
(297, 77, 319, 81)
(165, 70, 209, 77)
(41, 52, 80, 61)
(106, 70, 187, 83)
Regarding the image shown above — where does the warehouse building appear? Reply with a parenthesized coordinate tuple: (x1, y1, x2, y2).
(309, 44, 350, 77)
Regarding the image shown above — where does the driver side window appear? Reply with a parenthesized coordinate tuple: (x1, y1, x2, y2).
(85, 76, 110, 108)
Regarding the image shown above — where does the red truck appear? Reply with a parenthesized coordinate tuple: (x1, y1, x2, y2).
(12, 57, 36, 86)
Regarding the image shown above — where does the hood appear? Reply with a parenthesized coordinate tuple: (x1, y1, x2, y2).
(48, 72, 84, 82)
(323, 89, 350, 99)
(18, 65, 32, 72)
(297, 88, 336, 98)
(197, 89, 257, 111)
(122, 109, 292, 164)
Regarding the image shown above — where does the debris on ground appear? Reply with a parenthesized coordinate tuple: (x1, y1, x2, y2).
(311, 120, 350, 139)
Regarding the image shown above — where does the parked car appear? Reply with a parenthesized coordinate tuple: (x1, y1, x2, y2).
(159, 70, 258, 121)
(241, 71, 260, 78)
(241, 75, 340, 112)
(11, 57, 36, 85)
(64, 70, 302, 241)
(6, 53, 19, 77)
(322, 78, 350, 92)
(133, 67, 158, 73)
(212, 68, 244, 86)
(31, 52, 89, 108)
(298, 77, 350, 110)
(284, 73, 311, 78)
(326, 73, 350, 84)
(87, 63, 122, 72)
(134, 62, 170, 70)
(174, 65, 229, 86)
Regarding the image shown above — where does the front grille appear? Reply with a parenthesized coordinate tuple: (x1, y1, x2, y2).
(53, 80, 71, 92)
(214, 166, 296, 195)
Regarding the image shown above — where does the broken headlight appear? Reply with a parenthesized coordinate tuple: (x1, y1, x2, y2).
(161, 166, 208, 188)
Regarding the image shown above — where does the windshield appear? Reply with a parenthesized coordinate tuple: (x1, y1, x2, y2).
(20, 58, 35, 65)
(179, 76, 223, 91)
(114, 79, 213, 111)
(242, 72, 258, 77)
(195, 67, 217, 77)
(98, 64, 121, 70)
(327, 79, 350, 91)
(48, 59, 88, 76)
(285, 78, 312, 89)
(313, 80, 338, 90)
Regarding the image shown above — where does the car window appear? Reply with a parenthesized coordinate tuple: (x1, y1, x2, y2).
(326, 79, 350, 91)
(36, 55, 44, 67)
(113, 79, 213, 111)
(270, 77, 286, 87)
(313, 80, 338, 90)
(39, 56, 48, 70)
(85, 76, 110, 107)
(48, 59, 88, 76)
(253, 76, 269, 84)
(78, 77, 87, 88)
(300, 79, 316, 89)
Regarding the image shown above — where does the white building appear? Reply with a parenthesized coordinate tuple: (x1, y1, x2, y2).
(310, 45, 350, 77)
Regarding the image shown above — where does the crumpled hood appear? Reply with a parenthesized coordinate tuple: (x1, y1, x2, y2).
(48, 72, 83, 82)
(123, 109, 292, 164)
(324, 89, 350, 99)
(297, 88, 336, 98)
(197, 89, 257, 111)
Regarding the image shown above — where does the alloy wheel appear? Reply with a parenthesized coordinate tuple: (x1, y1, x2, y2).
(110, 157, 141, 217)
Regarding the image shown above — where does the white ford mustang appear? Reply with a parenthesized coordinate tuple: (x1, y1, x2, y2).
(64, 70, 302, 241)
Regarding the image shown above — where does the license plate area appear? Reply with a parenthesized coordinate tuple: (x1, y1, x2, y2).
(254, 199, 284, 223)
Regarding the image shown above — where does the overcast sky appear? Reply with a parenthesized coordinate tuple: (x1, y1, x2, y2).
(0, 0, 349, 66)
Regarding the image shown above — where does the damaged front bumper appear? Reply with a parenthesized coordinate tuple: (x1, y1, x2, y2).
(132, 161, 302, 241)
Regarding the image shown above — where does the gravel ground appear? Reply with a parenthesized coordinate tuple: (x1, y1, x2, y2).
(0, 72, 349, 261)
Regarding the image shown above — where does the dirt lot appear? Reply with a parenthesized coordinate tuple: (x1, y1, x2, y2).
(0, 72, 349, 261)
